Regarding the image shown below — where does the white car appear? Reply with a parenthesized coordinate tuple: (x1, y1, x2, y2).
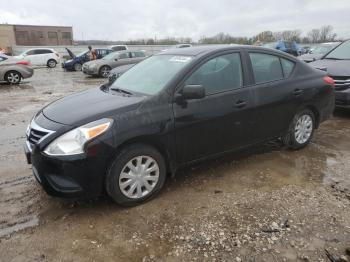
(16, 48, 60, 68)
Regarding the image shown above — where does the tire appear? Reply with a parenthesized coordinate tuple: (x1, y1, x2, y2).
(282, 109, 315, 150)
(47, 59, 57, 68)
(106, 144, 167, 206)
(99, 65, 111, 78)
(5, 71, 22, 85)
(73, 63, 82, 71)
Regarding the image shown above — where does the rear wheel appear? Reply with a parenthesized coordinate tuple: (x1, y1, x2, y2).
(73, 63, 82, 71)
(106, 144, 166, 206)
(99, 65, 111, 78)
(282, 109, 315, 149)
(47, 59, 57, 68)
(5, 71, 22, 84)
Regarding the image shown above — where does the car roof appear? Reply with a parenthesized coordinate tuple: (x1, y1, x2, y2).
(158, 45, 292, 58)
(26, 48, 55, 51)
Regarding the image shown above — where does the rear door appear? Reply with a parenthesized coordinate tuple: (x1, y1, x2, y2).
(173, 52, 254, 163)
(246, 51, 301, 141)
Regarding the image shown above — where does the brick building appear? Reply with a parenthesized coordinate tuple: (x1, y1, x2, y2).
(0, 24, 73, 51)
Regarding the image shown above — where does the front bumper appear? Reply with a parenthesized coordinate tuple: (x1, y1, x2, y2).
(25, 141, 110, 198)
(82, 66, 98, 75)
(335, 88, 350, 108)
(24, 115, 115, 198)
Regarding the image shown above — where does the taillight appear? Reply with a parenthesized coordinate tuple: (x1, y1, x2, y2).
(323, 76, 335, 87)
(16, 61, 30, 65)
(55, 52, 60, 57)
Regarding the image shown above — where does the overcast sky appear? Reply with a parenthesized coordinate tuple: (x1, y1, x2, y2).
(1, 0, 349, 41)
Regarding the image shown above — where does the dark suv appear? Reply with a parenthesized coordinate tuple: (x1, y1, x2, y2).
(25, 46, 334, 206)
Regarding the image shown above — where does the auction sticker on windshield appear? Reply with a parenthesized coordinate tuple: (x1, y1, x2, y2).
(169, 56, 192, 63)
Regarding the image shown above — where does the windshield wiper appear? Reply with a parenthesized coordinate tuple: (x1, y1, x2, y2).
(110, 87, 133, 95)
(324, 57, 344, 60)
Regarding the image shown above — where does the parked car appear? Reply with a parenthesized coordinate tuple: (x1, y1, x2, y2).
(310, 40, 350, 108)
(24, 45, 334, 206)
(62, 48, 114, 71)
(108, 64, 135, 84)
(110, 45, 128, 51)
(15, 48, 60, 68)
(83, 50, 146, 77)
(162, 44, 192, 52)
(0, 54, 34, 84)
(263, 41, 301, 56)
(299, 42, 340, 63)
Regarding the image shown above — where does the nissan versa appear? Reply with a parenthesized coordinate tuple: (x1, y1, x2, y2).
(24, 46, 335, 206)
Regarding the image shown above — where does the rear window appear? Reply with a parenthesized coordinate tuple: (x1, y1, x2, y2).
(34, 49, 53, 55)
(249, 53, 283, 84)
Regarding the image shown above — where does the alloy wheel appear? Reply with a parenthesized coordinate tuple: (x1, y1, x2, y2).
(6, 72, 21, 84)
(48, 60, 56, 68)
(101, 66, 111, 77)
(118, 156, 160, 199)
(294, 114, 313, 144)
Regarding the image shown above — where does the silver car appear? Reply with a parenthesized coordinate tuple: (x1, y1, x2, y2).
(83, 50, 146, 77)
(0, 54, 34, 84)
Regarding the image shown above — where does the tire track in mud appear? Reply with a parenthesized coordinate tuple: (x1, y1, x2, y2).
(0, 174, 41, 238)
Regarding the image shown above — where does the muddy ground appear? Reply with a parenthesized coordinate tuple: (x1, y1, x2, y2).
(0, 67, 349, 262)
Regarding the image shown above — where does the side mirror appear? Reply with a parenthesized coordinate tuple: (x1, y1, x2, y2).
(176, 84, 205, 103)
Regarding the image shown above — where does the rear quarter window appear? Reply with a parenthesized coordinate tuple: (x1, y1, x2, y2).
(281, 58, 295, 78)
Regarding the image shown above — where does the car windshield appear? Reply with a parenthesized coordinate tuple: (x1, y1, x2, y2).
(324, 41, 350, 60)
(102, 52, 118, 60)
(312, 44, 337, 55)
(111, 55, 193, 95)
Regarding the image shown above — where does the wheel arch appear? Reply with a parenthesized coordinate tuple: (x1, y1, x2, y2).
(304, 105, 320, 129)
(112, 136, 177, 178)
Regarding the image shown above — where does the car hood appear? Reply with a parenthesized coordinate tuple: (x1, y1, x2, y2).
(309, 59, 350, 76)
(42, 87, 144, 126)
(65, 48, 76, 59)
(84, 59, 107, 67)
(299, 53, 322, 62)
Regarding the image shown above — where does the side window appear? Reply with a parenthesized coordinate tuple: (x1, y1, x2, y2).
(26, 50, 35, 55)
(249, 53, 283, 84)
(281, 58, 295, 78)
(118, 52, 129, 59)
(185, 53, 243, 95)
(34, 49, 51, 55)
(131, 52, 145, 58)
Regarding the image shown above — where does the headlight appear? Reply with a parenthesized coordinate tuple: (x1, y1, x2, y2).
(90, 64, 97, 70)
(44, 118, 113, 156)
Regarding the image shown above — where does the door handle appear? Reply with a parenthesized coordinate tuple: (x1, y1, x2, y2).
(293, 89, 304, 96)
(235, 100, 247, 108)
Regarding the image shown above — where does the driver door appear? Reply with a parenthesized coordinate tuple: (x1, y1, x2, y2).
(173, 52, 254, 163)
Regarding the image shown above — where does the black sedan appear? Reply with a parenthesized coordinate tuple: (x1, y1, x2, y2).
(25, 45, 335, 206)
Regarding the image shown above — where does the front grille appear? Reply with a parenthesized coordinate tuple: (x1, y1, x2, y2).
(28, 128, 48, 145)
(332, 76, 350, 91)
(26, 121, 54, 150)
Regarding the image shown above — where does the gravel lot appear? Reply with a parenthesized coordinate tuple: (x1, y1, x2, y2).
(0, 67, 349, 262)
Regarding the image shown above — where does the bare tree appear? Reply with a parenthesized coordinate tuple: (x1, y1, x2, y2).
(319, 25, 337, 42)
(273, 30, 301, 42)
(307, 29, 320, 43)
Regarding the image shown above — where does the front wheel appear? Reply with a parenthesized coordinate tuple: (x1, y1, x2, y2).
(99, 65, 111, 78)
(106, 144, 166, 206)
(282, 109, 315, 149)
(73, 63, 82, 71)
(5, 71, 22, 84)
